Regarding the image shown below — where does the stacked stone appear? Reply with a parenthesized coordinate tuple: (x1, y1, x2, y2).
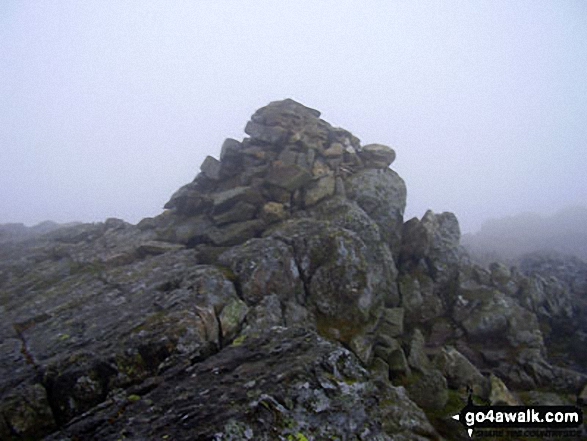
(160, 99, 396, 247)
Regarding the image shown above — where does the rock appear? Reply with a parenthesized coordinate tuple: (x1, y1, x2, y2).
(45, 328, 439, 440)
(407, 329, 432, 373)
(358, 143, 396, 168)
(434, 346, 489, 397)
(212, 186, 263, 213)
(398, 272, 443, 323)
(265, 162, 313, 192)
(163, 182, 213, 215)
(157, 215, 213, 245)
(489, 374, 521, 405)
(378, 307, 404, 338)
(244, 120, 289, 144)
(304, 173, 336, 207)
(218, 298, 249, 343)
(135, 240, 186, 257)
(0, 383, 56, 439)
(259, 201, 288, 224)
(323, 142, 344, 158)
(200, 155, 221, 180)
(212, 201, 257, 225)
(579, 384, 587, 405)
(405, 369, 449, 410)
(399, 217, 430, 268)
(421, 210, 461, 289)
(268, 219, 379, 346)
(4, 99, 587, 440)
(220, 138, 243, 161)
(218, 238, 304, 307)
(207, 219, 265, 247)
(345, 168, 407, 257)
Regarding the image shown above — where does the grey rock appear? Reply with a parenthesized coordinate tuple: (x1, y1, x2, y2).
(310, 197, 400, 307)
(268, 219, 379, 347)
(200, 155, 221, 180)
(135, 240, 186, 257)
(408, 329, 432, 373)
(405, 368, 449, 410)
(212, 201, 257, 225)
(345, 168, 407, 258)
(379, 307, 404, 338)
(359, 143, 396, 168)
(212, 186, 264, 213)
(220, 138, 243, 161)
(434, 346, 488, 397)
(259, 201, 288, 224)
(207, 219, 265, 247)
(265, 162, 313, 191)
(218, 238, 304, 306)
(45, 328, 439, 441)
(421, 210, 461, 288)
(304, 173, 336, 207)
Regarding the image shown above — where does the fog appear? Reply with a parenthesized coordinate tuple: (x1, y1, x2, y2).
(1, 1, 586, 234)
(462, 205, 587, 262)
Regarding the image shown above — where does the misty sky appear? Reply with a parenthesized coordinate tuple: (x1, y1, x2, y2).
(1, 1, 586, 234)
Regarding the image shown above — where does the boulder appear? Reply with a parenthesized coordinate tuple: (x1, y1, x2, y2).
(358, 143, 396, 168)
(200, 155, 221, 180)
(421, 210, 461, 289)
(345, 168, 407, 258)
(268, 219, 378, 346)
(304, 173, 336, 207)
(218, 238, 304, 307)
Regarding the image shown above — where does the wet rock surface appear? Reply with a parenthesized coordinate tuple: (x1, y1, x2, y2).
(1, 100, 586, 440)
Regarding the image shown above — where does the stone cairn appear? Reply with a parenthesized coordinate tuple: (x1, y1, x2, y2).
(158, 99, 396, 247)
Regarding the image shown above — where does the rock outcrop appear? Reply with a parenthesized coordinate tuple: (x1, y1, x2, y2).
(0, 99, 585, 440)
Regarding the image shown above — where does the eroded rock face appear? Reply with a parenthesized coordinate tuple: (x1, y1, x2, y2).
(44, 328, 439, 441)
(2, 99, 586, 440)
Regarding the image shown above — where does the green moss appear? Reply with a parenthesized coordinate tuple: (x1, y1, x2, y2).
(287, 433, 309, 441)
(231, 334, 247, 347)
(127, 394, 141, 403)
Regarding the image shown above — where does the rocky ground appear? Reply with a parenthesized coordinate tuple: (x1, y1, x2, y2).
(1, 100, 585, 440)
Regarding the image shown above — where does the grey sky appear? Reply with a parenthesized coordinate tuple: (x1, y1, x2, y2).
(1, 1, 586, 233)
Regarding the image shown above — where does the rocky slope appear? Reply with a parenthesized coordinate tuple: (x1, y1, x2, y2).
(0, 99, 585, 440)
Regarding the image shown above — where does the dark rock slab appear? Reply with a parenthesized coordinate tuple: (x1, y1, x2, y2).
(46, 327, 439, 441)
